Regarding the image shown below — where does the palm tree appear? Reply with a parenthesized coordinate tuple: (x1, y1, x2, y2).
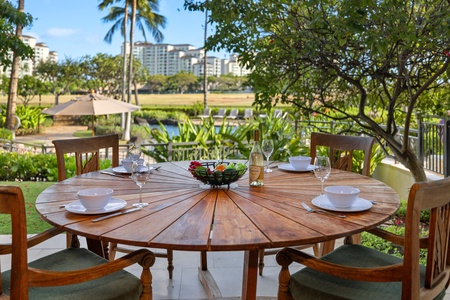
(203, 0, 209, 109)
(99, 0, 165, 101)
(98, 0, 166, 140)
(7, 0, 25, 139)
(98, 0, 129, 106)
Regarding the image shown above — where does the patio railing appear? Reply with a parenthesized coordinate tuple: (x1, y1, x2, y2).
(2, 117, 448, 176)
(296, 118, 448, 176)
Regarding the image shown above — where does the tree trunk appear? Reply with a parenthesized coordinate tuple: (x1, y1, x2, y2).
(133, 80, 139, 105)
(127, 0, 136, 105)
(373, 123, 428, 182)
(203, 0, 209, 109)
(7, 0, 25, 139)
(120, 2, 129, 132)
(123, 0, 136, 141)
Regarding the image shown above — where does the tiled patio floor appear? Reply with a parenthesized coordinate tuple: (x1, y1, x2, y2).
(0, 234, 294, 299)
(1, 234, 449, 299)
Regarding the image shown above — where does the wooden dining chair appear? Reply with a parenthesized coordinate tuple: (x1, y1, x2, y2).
(53, 134, 120, 257)
(258, 132, 375, 276)
(310, 132, 375, 176)
(276, 176, 450, 300)
(53, 134, 174, 278)
(311, 132, 375, 248)
(0, 185, 155, 300)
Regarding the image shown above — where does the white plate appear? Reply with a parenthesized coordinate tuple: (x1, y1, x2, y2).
(65, 198, 127, 214)
(278, 164, 315, 172)
(112, 166, 152, 174)
(112, 166, 131, 174)
(311, 195, 372, 212)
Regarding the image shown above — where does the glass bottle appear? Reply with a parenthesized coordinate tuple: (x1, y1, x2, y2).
(249, 130, 264, 186)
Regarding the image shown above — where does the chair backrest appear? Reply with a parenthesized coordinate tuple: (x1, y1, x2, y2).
(217, 108, 226, 116)
(274, 109, 283, 118)
(0, 186, 32, 298)
(244, 108, 253, 118)
(229, 109, 238, 118)
(52, 134, 119, 181)
(203, 108, 211, 116)
(402, 177, 450, 298)
(310, 132, 374, 176)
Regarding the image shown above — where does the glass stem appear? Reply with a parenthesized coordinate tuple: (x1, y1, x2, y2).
(321, 179, 325, 195)
(139, 187, 142, 204)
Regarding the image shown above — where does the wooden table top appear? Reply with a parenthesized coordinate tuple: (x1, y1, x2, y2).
(36, 161, 400, 252)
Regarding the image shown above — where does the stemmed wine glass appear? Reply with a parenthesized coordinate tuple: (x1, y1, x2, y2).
(262, 139, 274, 173)
(313, 156, 331, 198)
(131, 161, 150, 208)
(128, 142, 142, 161)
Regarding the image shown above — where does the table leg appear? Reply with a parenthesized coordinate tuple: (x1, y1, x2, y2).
(242, 250, 258, 300)
(320, 240, 336, 256)
(86, 238, 108, 259)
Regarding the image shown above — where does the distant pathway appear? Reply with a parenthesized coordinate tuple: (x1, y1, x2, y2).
(14, 126, 87, 145)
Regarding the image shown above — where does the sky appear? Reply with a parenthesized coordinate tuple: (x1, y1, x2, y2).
(22, 0, 229, 60)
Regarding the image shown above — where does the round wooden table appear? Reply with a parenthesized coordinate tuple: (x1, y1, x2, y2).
(36, 161, 400, 300)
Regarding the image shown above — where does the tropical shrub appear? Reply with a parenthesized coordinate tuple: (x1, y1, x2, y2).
(134, 109, 188, 123)
(145, 113, 307, 162)
(231, 112, 308, 161)
(361, 224, 428, 265)
(145, 117, 242, 162)
(0, 152, 57, 181)
(0, 152, 112, 181)
(0, 105, 45, 135)
(0, 128, 12, 140)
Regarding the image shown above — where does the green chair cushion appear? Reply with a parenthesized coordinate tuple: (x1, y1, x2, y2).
(2, 248, 142, 300)
(289, 244, 445, 300)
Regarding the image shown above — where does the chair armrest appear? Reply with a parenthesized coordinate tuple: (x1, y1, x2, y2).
(276, 247, 404, 282)
(367, 227, 428, 248)
(0, 227, 63, 255)
(28, 248, 155, 287)
(367, 227, 406, 246)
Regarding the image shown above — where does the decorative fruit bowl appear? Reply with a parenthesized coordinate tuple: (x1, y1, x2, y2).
(188, 161, 247, 188)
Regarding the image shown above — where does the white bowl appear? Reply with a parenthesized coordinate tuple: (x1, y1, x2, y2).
(122, 158, 144, 172)
(289, 156, 312, 170)
(324, 186, 360, 208)
(77, 188, 113, 211)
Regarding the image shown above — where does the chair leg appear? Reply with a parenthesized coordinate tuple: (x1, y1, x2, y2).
(167, 250, 174, 279)
(109, 242, 118, 261)
(344, 233, 361, 245)
(312, 243, 320, 257)
(258, 249, 265, 276)
(200, 250, 208, 271)
(139, 252, 156, 300)
(67, 233, 80, 248)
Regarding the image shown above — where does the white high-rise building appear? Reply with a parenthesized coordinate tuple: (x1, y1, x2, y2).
(123, 42, 207, 76)
(0, 35, 58, 78)
(222, 54, 252, 77)
(123, 42, 251, 77)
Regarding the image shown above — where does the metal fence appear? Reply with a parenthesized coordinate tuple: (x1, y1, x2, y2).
(0, 138, 244, 164)
(2, 118, 448, 176)
(296, 118, 448, 177)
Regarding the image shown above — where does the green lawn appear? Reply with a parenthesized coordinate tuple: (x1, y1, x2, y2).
(0, 181, 54, 234)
